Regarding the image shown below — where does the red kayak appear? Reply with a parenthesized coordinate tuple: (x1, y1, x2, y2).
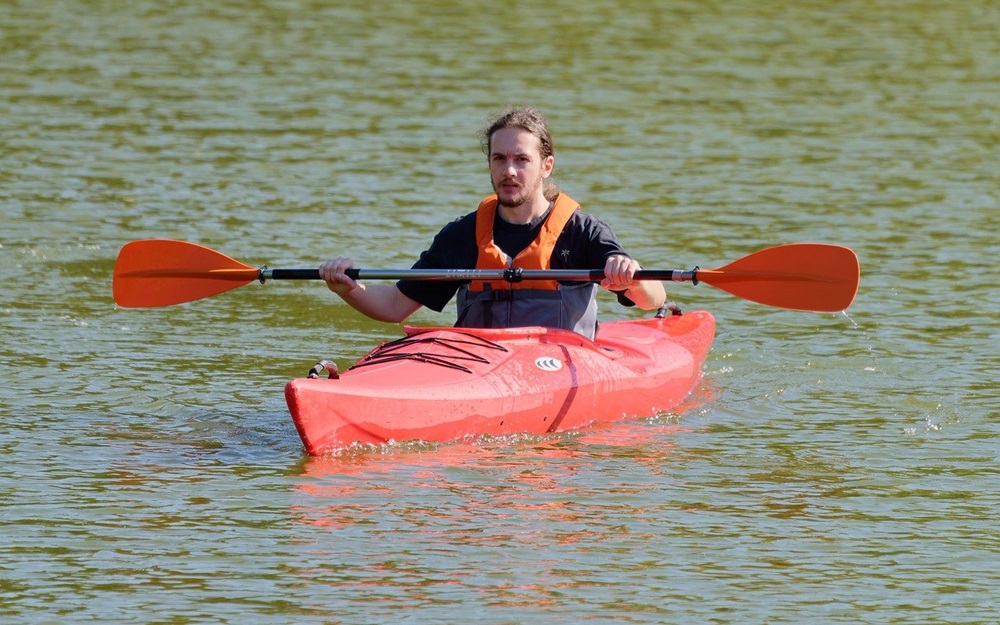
(285, 310, 715, 455)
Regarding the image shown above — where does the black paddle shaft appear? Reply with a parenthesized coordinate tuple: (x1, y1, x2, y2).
(260, 267, 697, 284)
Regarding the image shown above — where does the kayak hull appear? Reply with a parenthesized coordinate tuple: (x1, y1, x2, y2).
(285, 310, 715, 455)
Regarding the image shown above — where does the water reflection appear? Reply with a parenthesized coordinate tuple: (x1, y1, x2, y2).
(291, 417, 697, 534)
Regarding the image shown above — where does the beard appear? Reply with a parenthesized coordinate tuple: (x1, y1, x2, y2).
(493, 173, 544, 209)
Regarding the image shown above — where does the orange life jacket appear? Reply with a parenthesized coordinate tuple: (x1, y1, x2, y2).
(470, 192, 580, 290)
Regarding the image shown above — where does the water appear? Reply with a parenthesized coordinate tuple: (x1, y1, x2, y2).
(2, 1, 998, 623)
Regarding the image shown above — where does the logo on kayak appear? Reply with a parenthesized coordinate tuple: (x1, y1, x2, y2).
(534, 356, 563, 372)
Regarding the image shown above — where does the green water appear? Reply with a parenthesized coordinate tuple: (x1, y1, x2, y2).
(2, 1, 997, 623)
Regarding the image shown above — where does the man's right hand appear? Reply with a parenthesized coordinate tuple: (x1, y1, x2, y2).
(319, 257, 360, 296)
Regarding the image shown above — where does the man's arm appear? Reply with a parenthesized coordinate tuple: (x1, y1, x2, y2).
(319, 257, 423, 323)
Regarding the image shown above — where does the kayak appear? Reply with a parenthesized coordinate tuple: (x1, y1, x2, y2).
(285, 310, 715, 455)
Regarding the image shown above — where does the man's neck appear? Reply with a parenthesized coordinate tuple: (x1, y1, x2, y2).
(497, 195, 553, 225)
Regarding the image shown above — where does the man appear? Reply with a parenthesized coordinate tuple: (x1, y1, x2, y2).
(319, 106, 666, 339)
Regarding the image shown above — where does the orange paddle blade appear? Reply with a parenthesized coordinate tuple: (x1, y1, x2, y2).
(696, 243, 860, 312)
(113, 239, 260, 307)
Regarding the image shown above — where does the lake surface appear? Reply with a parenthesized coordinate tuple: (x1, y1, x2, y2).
(2, 1, 997, 623)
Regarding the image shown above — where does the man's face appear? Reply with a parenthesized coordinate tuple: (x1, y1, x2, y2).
(488, 127, 554, 208)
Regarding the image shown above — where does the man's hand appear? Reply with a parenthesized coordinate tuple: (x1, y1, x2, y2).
(601, 254, 641, 291)
(319, 257, 360, 296)
(602, 254, 667, 310)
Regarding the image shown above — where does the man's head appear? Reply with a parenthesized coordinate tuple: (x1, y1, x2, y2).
(481, 106, 559, 206)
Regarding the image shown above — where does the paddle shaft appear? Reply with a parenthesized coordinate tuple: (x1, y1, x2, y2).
(262, 267, 697, 283)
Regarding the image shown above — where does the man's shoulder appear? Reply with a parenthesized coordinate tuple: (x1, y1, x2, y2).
(566, 206, 615, 232)
(434, 210, 478, 237)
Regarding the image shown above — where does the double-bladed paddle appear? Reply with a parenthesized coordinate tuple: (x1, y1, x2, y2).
(112, 239, 860, 312)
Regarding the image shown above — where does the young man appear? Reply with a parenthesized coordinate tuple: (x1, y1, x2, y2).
(319, 106, 666, 339)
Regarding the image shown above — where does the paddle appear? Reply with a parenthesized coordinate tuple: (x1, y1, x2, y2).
(113, 239, 859, 312)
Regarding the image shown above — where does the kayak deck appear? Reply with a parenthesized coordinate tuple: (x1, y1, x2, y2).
(286, 310, 715, 455)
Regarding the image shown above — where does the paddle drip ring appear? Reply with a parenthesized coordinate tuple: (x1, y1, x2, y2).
(655, 302, 683, 318)
(308, 360, 340, 379)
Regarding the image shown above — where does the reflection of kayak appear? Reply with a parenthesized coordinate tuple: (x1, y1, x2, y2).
(285, 310, 715, 455)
